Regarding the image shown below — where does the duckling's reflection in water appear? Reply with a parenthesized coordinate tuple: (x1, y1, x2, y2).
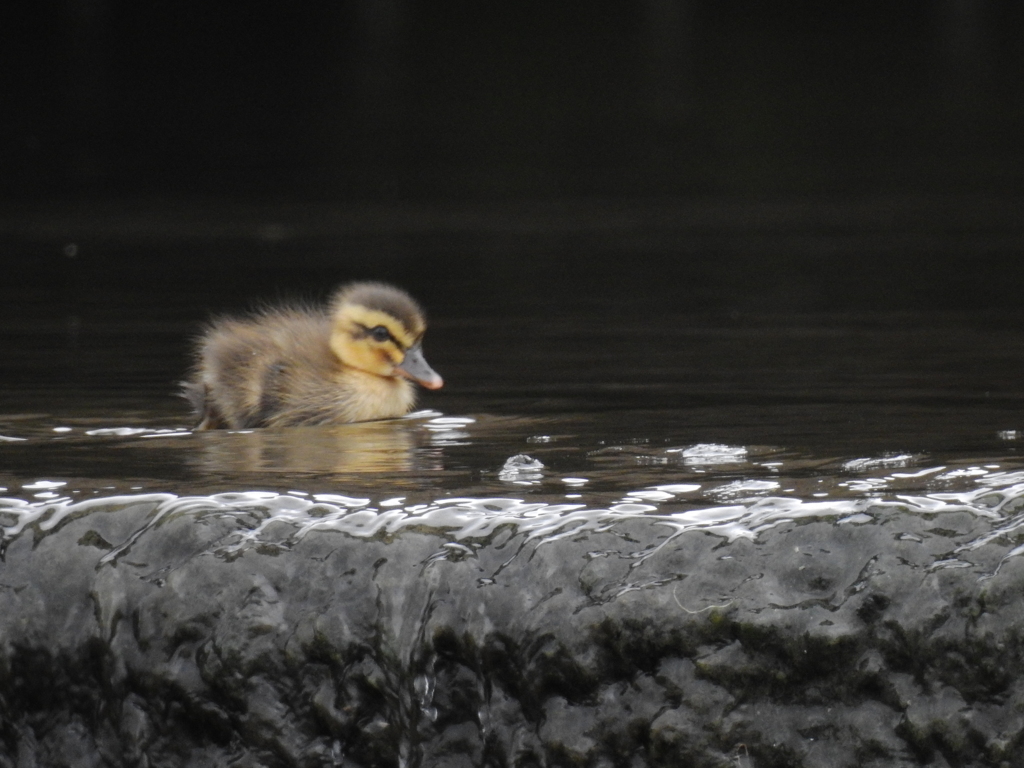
(190, 419, 436, 475)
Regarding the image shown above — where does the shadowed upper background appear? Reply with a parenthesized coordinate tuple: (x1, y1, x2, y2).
(3, 0, 1023, 199)
(2, 0, 1023, 323)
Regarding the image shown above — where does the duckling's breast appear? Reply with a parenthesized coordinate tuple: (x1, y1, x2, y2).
(324, 367, 417, 424)
(250, 353, 417, 428)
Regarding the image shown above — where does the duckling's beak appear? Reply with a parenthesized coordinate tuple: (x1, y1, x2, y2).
(396, 343, 444, 390)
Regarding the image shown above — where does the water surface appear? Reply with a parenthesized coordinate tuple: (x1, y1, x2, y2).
(5, 224, 1024, 766)
(3, 295, 1024, 568)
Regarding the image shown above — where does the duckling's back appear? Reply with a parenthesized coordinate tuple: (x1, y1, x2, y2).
(185, 308, 329, 429)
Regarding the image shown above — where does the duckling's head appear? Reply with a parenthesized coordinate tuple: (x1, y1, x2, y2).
(329, 282, 444, 389)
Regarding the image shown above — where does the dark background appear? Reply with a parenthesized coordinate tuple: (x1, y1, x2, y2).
(3, 0, 1024, 200)
(3, 0, 1024, 414)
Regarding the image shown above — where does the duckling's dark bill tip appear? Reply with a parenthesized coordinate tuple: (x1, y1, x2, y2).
(396, 344, 443, 390)
(397, 367, 443, 389)
(395, 364, 444, 389)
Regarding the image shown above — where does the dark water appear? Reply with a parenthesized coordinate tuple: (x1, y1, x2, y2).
(5, 223, 1024, 597)
(4, 210, 1024, 766)
(4, 283, 1024, 503)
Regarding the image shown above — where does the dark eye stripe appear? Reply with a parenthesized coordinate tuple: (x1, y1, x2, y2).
(357, 323, 404, 350)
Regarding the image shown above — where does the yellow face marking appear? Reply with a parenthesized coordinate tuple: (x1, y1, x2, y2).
(329, 304, 424, 376)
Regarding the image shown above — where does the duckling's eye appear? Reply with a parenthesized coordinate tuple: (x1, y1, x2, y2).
(370, 326, 391, 343)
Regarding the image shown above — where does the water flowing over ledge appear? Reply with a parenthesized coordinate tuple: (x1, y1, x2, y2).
(4, 468, 1024, 576)
(3, 459, 1024, 767)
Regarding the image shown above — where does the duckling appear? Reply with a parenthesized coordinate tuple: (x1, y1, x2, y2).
(183, 281, 443, 429)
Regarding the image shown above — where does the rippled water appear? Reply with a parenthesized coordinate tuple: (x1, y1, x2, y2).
(4, 255, 1024, 561)
(4, 399, 1024, 578)
(2, 266, 1023, 594)
(6, 226, 1024, 764)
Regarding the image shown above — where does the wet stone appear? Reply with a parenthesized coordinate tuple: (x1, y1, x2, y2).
(2, 493, 1024, 767)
